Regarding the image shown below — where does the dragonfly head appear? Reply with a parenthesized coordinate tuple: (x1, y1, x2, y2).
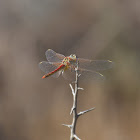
(69, 54, 77, 61)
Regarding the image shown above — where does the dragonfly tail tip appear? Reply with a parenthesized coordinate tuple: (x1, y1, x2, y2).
(42, 75, 46, 79)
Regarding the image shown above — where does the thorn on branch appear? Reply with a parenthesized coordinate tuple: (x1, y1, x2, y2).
(77, 74, 81, 77)
(70, 106, 75, 115)
(62, 124, 72, 128)
(78, 87, 84, 90)
(74, 134, 81, 140)
(78, 107, 95, 116)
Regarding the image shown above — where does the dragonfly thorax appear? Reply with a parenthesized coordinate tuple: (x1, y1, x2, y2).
(62, 55, 77, 66)
(62, 57, 71, 66)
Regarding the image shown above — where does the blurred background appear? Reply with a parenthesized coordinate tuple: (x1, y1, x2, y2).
(0, 0, 140, 140)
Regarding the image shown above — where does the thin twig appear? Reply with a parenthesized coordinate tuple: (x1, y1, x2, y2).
(77, 87, 84, 90)
(78, 107, 95, 116)
(70, 66, 79, 140)
(62, 124, 72, 128)
(62, 61, 95, 140)
(69, 84, 75, 95)
(73, 134, 81, 140)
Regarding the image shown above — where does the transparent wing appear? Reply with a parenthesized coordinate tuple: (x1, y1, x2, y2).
(77, 58, 114, 71)
(62, 67, 105, 82)
(62, 68, 76, 82)
(45, 49, 65, 62)
(78, 68, 105, 81)
(38, 61, 62, 78)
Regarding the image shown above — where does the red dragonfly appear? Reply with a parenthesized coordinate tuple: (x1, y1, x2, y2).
(39, 49, 113, 80)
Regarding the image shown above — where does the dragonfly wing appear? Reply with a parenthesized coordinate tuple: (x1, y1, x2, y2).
(38, 61, 62, 78)
(62, 68, 76, 82)
(47, 70, 61, 78)
(45, 49, 65, 62)
(52, 71, 62, 78)
(77, 58, 114, 71)
(62, 67, 105, 82)
(78, 68, 105, 81)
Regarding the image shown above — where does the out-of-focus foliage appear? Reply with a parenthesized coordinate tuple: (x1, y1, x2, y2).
(0, 0, 140, 140)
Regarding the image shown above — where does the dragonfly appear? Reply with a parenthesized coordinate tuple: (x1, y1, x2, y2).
(38, 49, 113, 81)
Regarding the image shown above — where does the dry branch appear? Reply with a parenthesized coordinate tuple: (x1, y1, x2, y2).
(63, 62, 95, 140)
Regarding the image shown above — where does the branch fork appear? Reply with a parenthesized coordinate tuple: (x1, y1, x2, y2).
(62, 63, 95, 140)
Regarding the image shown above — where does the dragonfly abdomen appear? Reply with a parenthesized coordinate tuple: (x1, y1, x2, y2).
(42, 64, 65, 79)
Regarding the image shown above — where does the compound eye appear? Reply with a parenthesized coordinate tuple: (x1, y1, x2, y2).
(73, 54, 76, 58)
(70, 54, 76, 59)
